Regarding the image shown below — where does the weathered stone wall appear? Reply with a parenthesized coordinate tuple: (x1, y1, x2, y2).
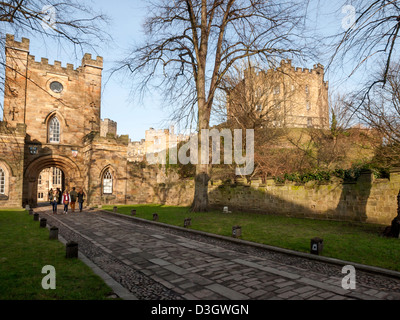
(0, 123, 25, 208)
(122, 165, 400, 225)
(209, 169, 400, 225)
(126, 165, 194, 206)
(100, 119, 117, 138)
(83, 133, 130, 206)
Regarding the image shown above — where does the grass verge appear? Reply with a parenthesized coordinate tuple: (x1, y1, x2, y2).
(0, 210, 113, 300)
(103, 204, 400, 272)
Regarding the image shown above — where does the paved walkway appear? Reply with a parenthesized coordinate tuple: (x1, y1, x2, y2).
(36, 207, 400, 300)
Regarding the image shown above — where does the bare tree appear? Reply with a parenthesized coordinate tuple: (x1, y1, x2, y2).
(0, 1, 108, 96)
(0, 1, 107, 45)
(119, 0, 312, 212)
(332, 0, 400, 91)
(214, 60, 296, 179)
(354, 63, 400, 166)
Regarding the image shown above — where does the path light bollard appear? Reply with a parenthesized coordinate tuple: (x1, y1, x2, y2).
(49, 227, 59, 240)
(66, 241, 79, 259)
(25, 205, 30, 211)
(153, 213, 159, 222)
(39, 218, 47, 228)
(33, 213, 39, 221)
(113, 206, 118, 213)
(311, 237, 324, 255)
(131, 209, 136, 216)
(232, 226, 242, 238)
(184, 218, 192, 228)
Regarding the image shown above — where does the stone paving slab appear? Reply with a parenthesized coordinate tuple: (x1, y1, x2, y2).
(37, 208, 400, 301)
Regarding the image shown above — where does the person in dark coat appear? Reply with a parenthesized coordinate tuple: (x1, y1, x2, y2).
(77, 189, 85, 212)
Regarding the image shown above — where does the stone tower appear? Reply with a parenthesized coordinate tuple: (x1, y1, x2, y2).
(227, 60, 330, 130)
(1, 34, 108, 207)
(4, 34, 103, 142)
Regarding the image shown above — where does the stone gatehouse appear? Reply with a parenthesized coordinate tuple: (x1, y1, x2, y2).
(0, 34, 129, 208)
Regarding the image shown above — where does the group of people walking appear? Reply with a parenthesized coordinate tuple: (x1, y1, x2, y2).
(49, 187, 85, 214)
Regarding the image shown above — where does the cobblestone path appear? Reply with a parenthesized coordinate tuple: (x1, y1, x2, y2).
(37, 208, 400, 300)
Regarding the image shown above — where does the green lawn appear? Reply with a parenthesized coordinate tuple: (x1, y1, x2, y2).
(0, 210, 113, 300)
(104, 204, 400, 272)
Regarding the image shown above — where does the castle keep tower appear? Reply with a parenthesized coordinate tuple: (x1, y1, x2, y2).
(227, 60, 330, 130)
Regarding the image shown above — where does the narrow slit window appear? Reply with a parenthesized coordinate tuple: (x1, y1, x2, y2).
(0, 169, 5, 195)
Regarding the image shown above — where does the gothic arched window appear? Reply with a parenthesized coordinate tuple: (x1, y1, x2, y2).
(52, 167, 62, 185)
(49, 116, 60, 143)
(0, 169, 5, 195)
(103, 170, 113, 194)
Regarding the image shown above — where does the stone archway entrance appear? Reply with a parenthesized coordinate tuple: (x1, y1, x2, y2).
(37, 167, 65, 204)
(23, 155, 83, 208)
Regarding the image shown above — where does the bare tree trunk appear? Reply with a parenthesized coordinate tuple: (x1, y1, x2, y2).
(192, 22, 211, 212)
(191, 164, 210, 212)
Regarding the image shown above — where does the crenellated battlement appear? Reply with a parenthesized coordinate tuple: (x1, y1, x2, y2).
(27, 55, 80, 76)
(82, 53, 103, 69)
(6, 34, 30, 52)
(277, 59, 325, 76)
(27, 54, 103, 75)
(6, 34, 102, 73)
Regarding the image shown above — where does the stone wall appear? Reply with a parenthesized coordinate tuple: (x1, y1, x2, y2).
(126, 165, 194, 206)
(209, 169, 400, 225)
(83, 132, 129, 206)
(122, 165, 400, 225)
(100, 119, 117, 138)
(0, 123, 25, 208)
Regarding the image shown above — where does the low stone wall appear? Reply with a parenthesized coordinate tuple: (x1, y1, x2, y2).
(209, 169, 400, 225)
(123, 165, 400, 225)
(126, 165, 194, 206)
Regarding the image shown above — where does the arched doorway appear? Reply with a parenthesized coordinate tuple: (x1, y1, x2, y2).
(37, 167, 65, 204)
(23, 155, 83, 208)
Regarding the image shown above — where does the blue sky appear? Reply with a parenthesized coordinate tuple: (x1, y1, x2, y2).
(18, 0, 170, 141)
(3, 1, 366, 140)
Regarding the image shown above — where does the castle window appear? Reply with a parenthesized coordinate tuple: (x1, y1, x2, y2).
(307, 118, 313, 128)
(0, 169, 5, 195)
(52, 168, 62, 185)
(50, 81, 64, 93)
(305, 85, 309, 95)
(306, 101, 311, 111)
(103, 170, 113, 194)
(274, 85, 280, 95)
(49, 116, 60, 143)
(38, 175, 42, 185)
(256, 104, 262, 113)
